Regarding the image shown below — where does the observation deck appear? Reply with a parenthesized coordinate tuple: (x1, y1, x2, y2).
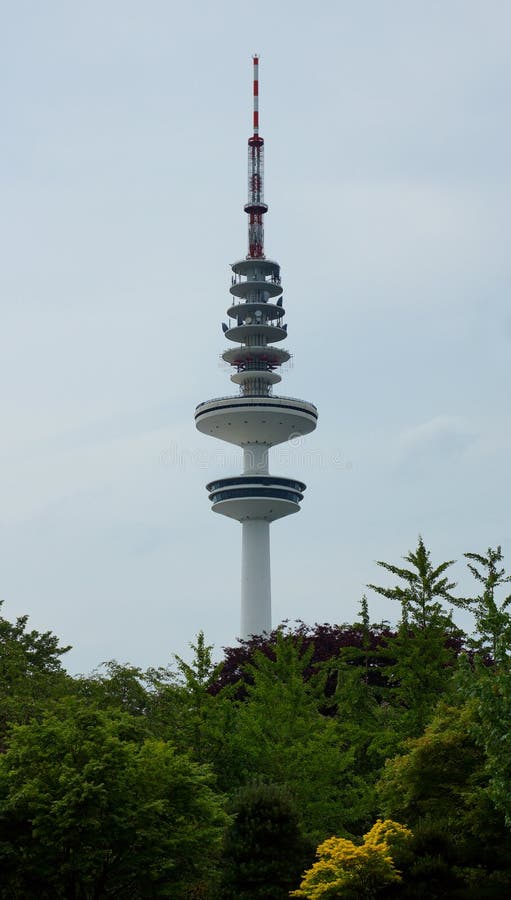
(195, 394, 318, 446)
(207, 474, 306, 522)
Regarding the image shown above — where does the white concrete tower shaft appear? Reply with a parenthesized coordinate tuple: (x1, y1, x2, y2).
(241, 442, 270, 636)
(241, 519, 271, 638)
(195, 56, 318, 639)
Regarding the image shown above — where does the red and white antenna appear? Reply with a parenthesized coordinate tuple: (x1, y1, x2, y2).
(253, 54, 259, 135)
(244, 54, 268, 258)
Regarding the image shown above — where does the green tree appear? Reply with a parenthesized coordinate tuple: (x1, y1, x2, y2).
(76, 660, 152, 716)
(229, 631, 364, 839)
(221, 781, 311, 900)
(368, 537, 461, 736)
(451, 546, 511, 656)
(378, 702, 482, 827)
(377, 699, 511, 896)
(465, 655, 511, 829)
(368, 537, 457, 630)
(78, 634, 240, 787)
(0, 600, 70, 671)
(172, 631, 235, 765)
(332, 597, 399, 793)
(0, 697, 228, 898)
(132, 632, 241, 791)
(0, 600, 71, 744)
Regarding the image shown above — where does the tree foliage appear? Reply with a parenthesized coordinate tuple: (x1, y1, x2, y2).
(0, 600, 71, 745)
(462, 653, 511, 830)
(221, 781, 311, 899)
(0, 698, 228, 898)
(225, 631, 367, 838)
(1, 538, 511, 896)
(451, 546, 511, 657)
(210, 620, 396, 700)
(291, 820, 412, 899)
(377, 699, 511, 895)
(368, 537, 462, 736)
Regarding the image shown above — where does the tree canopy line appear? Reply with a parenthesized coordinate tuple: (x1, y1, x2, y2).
(1, 538, 511, 898)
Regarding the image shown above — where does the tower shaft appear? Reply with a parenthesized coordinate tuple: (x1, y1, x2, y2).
(241, 520, 271, 637)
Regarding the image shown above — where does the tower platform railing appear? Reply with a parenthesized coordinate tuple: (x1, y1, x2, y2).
(195, 394, 318, 412)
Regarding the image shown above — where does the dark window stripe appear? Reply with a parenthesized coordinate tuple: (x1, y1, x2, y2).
(195, 401, 317, 421)
(207, 476, 306, 492)
(209, 488, 303, 504)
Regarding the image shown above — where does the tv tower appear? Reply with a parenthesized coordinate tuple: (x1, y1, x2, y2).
(195, 56, 318, 639)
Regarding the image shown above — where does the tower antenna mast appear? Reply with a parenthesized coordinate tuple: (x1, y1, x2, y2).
(245, 55, 268, 259)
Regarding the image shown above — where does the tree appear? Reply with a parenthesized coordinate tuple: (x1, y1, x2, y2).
(227, 631, 365, 839)
(465, 655, 511, 830)
(368, 537, 457, 629)
(377, 700, 511, 896)
(76, 660, 152, 717)
(211, 620, 396, 702)
(291, 820, 412, 899)
(126, 632, 242, 792)
(221, 781, 311, 900)
(0, 600, 71, 744)
(332, 597, 402, 784)
(0, 600, 71, 672)
(451, 546, 511, 657)
(368, 537, 462, 736)
(0, 698, 228, 898)
(378, 701, 482, 826)
(172, 631, 236, 766)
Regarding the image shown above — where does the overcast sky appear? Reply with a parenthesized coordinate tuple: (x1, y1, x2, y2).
(1, 0, 510, 674)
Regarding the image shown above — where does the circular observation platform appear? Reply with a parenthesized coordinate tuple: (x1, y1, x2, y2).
(207, 474, 306, 522)
(225, 323, 287, 343)
(232, 258, 280, 277)
(230, 279, 282, 300)
(227, 301, 285, 322)
(195, 395, 318, 447)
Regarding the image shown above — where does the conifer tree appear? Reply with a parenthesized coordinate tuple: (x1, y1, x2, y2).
(229, 631, 365, 838)
(451, 546, 511, 656)
(367, 537, 461, 736)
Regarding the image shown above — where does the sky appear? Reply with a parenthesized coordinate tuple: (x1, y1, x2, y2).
(1, 0, 510, 674)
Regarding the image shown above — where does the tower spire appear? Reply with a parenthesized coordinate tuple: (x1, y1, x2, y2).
(245, 54, 268, 259)
(252, 53, 259, 136)
(195, 58, 318, 640)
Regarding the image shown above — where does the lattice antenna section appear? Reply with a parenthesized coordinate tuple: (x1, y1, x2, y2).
(244, 55, 268, 259)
